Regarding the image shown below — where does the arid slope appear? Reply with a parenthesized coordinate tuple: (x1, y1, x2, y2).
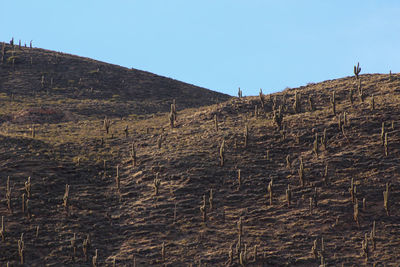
(1, 43, 400, 266)
(0, 42, 230, 119)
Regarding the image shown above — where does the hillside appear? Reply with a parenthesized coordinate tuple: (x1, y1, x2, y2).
(0, 42, 230, 120)
(1, 43, 400, 266)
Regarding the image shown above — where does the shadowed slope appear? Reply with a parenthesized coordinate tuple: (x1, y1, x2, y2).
(0, 42, 230, 118)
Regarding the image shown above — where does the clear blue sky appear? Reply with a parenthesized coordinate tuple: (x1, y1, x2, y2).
(2, 1, 400, 96)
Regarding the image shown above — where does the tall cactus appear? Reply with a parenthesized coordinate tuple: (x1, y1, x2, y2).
(383, 183, 390, 216)
(354, 62, 361, 79)
(267, 179, 273, 206)
(349, 85, 354, 105)
(259, 89, 265, 108)
(6, 177, 12, 213)
(330, 91, 336, 115)
(0, 216, 5, 241)
(238, 87, 242, 98)
(244, 124, 249, 148)
(313, 132, 319, 157)
(358, 79, 364, 102)
(384, 132, 388, 156)
(214, 114, 218, 132)
(63, 184, 70, 215)
(18, 233, 25, 264)
(298, 157, 304, 187)
(286, 185, 292, 207)
(293, 91, 301, 113)
(219, 140, 225, 166)
(200, 194, 207, 222)
(103, 116, 111, 134)
(370, 94, 375, 110)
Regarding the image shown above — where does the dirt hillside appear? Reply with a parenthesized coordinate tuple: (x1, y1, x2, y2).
(0, 42, 230, 119)
(1, 42, 400, 266)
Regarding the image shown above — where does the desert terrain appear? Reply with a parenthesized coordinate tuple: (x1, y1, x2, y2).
(1, 42, 400, 266)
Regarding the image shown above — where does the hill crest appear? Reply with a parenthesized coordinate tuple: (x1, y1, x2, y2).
(0, 42, 230, 119)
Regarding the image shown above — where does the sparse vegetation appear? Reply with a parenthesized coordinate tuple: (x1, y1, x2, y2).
(0, 43, 399, 266)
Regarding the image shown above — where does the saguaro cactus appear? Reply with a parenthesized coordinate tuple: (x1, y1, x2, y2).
(293, 91, 301, 113)
(324, 164, 329, 185)
(349, 178, 356, 203)
(92, 249, 98, 267)
(25, 177, 31, 198)
(383, 183, 390, 216)
(22, 193, 25, 214)
(311, 239, 318, 259)
(214, 114, 218, 132)
(330, 91, 336, 115)
(237, 169, 241, 190)
(353, 198, 359, 227)
(229, 244, 234, 265)
(6, 177, 12, 213)
(169, 111, 175, 128)
(370, 221, 376, 250)
(219, 140, 225, 166)
(63, 184, 70, 215)
(384, 132, 388, 156)
(1, 42, 5, 63)
(313, 187, 318, 208)
(154, 174, 161, 195)
(308, 95, 315, 111)
(354, 62, 361, 79)
(361, 233, 369, 261)
(349, 86, 354, 105)
(124, 125, 129, 138)
(273, 107, 283, 128)
(161, 242, 166, 262)
(209, 189, 213, 211)
(298, 157, 305, 187)
(0, 216, 5, 241)
(358, 79, 364, 102)
(238, 87, 242, 98)
(238, 217, 243, 247)
(83, 235, 90, 261)
(313, 132, 319, 157)
(157, 134, 163, 149)
(18, 233, 25, 264)
(286, 185, 292, 207)
(172, 99, 177, 121)
(370, 94, 375, 111)
(71, 233, 77, 259)
(26, 199, 31, 219)
(259, 89, 265, 108)
(41, 75, 45, 88)
(244, 124, 249, 148)
(200, 194, 207, 222)
(267, 179, 273, 206)
(104, 116, 111, 134)
(321, 128, 327, 150)
(116, 165, 120, 190)
(286, 155, 291, 169)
